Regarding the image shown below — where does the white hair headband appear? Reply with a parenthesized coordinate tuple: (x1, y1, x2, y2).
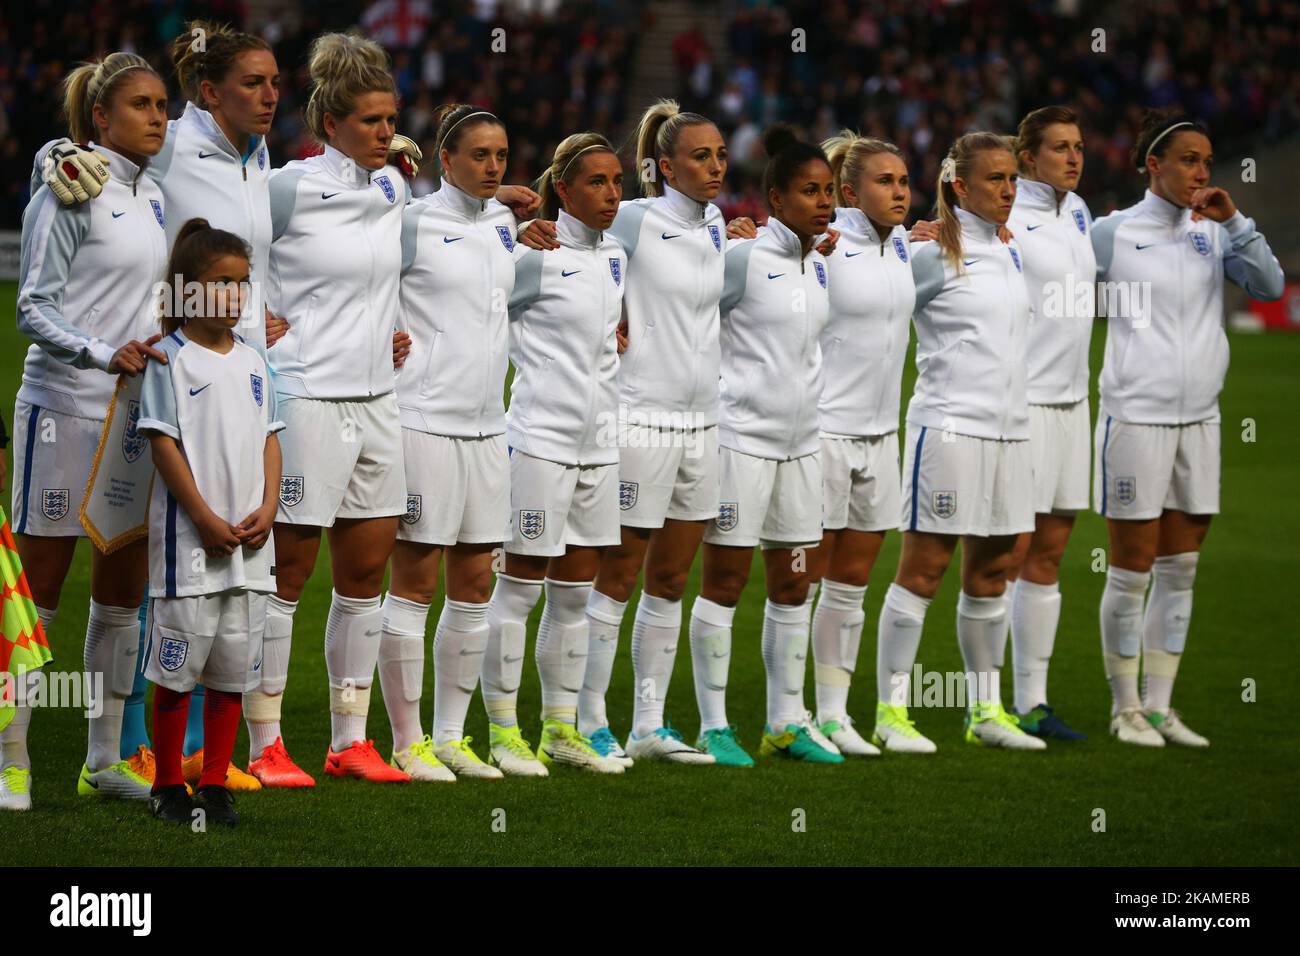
(1141, 121, 1194, 168)
(439, 110, 497, 152)
(560, 142, 612, 181)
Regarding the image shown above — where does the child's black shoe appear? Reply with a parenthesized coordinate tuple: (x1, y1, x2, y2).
(149, 784, 194, 825)
(194, 785, 239, 827)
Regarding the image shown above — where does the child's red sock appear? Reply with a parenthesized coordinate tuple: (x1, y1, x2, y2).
(151, 685, 190, 789)
(199, 688, 243, 789)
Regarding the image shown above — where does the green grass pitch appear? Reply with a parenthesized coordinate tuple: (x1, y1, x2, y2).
(1, 279, 1296, 866)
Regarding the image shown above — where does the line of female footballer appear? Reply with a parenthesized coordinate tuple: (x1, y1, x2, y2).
(3, 22, 1282, 825)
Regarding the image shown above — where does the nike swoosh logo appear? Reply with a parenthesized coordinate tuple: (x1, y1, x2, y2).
(364, 629, 380, 637)
(1136, 243, 1155, 250)
(561, 270, 581, 277)
(566, 650, 585, 659)
(443, 236, 463, 243)
(198, 151, 217, 159)
(112, 211, 125, 219)
(1026, 224, 1043, 231)
(663, 645, 677, 654)
(767, 273, 785, 280)
(84, 775, 100, 790)
(503, 654, 524, 663)
(844, 251, 862, 257)
(459, 647, 477, 655)
(321, 192, 340, 200)
(189, 384, 211, 396)
(710, 650, 728, 658)
(963, 259, 978, 266)
(661, 232, 681, 240)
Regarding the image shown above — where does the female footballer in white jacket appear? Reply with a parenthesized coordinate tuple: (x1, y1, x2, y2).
(264, 33, 412, 784)
(878, 131, 1046, 753)
(803, 132, 916, 758)
(377, 104, 529, 782)
(480, 132, 628, 776)
(37, 20, 293, 791)
(1091, 110, 1283, 748)
(692, 126, 838, 766)
(1000, 106, 1098, 742)
(571, 101, 728, 766)
(9, 53, 170, 806)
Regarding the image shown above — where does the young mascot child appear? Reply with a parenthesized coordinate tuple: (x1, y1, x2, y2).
(138, 219, 283, 825)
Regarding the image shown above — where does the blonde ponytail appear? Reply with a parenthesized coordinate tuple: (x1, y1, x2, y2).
(630, 98, 713, 198)
(63, 52, 156, 144)
(303, 32, 395, 144)
(535, 132, 616, 220)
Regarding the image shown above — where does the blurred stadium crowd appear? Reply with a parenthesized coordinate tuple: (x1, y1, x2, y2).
(1, 0, 1297, 227)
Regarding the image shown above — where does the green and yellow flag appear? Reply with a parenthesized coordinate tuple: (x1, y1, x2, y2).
(1, 505, 53, 732)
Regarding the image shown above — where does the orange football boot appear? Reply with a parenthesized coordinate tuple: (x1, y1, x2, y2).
(247, 736, 316, 787)
(182, 749, 263, 791)
(324, 739, 411, 782)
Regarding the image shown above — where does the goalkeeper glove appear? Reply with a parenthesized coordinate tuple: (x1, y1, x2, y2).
(42, 139, 111, 206)
(387, 133, 423, 182)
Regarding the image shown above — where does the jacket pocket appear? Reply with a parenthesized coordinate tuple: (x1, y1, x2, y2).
(294, 294, 317, 370)
(416, 329, 443, 398)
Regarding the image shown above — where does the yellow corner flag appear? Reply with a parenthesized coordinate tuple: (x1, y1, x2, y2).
(1, 505, 53, 732)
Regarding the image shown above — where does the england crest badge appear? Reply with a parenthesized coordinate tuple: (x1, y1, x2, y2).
(280, 475, 305, 507)
(814, 261, 827, 288)
(619, 481, 639, 511)
(520, 509, 545, 539)
(250, 373, 264, 407)
(709, 224, 722, 251)
(609, 257, 622, 286)
(376, 175, 396, 203)
(159, 635, 189, 672)
(933, 490, 957, 519)
(42, 488, 70, 521)
(402, 494, 422, 525)
(1116, 476, 1137, 506)
(893, 236, 908, 262)
(1072, 209, 1087, 234)
(1189, 232, 1210, 256)
(716, 501, 739, 532)
(150, 199, 164, 228)
(121, 399, 146, 463)
(497, 225, 515, 252)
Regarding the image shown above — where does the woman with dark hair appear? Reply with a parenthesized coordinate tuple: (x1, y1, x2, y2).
(690, 125, 839, 765)
(1090, 110, 1283, 748)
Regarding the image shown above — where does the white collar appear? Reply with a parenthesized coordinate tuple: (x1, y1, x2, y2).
(89, 143, 145, 186)
(765, 214, 807, 258)
(435, 179, 490, 219)
(180, 102, 262, 162)
(832, 206, 885, 244)
(319, 144, 381, 188)
(660, 183, 707, 223)
(955, 206, 1001, 243)
(1138, 188, 1189, 226)
(1015, 176, 1066, 212)
(557, 209, 602, 249)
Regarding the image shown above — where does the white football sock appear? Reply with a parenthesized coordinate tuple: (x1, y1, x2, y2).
(1, 667, 43, 771)
(245, 593, 296, 758)
(1011, 578, 1062, 713)
(534, 579, 591, 724)
(377, 593, 430, 753)
(432, 598, 489, 744)
(578, 589, 626, 736)
(324, 590, 382, 751)
(957, 591, 1006, 708)
(689, 597, 735, 733)
(876, 583, 931, 707)
(630, 592, 682, 738)
(1100, 566, 1150, 714)
(1142, 552, 1199, 714)
(481, 574, 542, 728)
(762, 598, 812, 730)
(83, 600, 139, 771)
(811, 579, 867, 723)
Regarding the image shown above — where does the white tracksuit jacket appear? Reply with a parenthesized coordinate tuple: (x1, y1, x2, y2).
(718, 215, 830, 461)
(907, 206, 1033, 441)
(35, 103, 274, 351)
(506, 210, 626, 467)
(1091, 188, 1284, 425)
(1006, 176, 1097, 405)
(17, 145, 168, 419)
(818, 207, 915, 437)
(397, 181, 518, 438)
(266, 145, 408, 400)
(607, 183, 727, 427)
